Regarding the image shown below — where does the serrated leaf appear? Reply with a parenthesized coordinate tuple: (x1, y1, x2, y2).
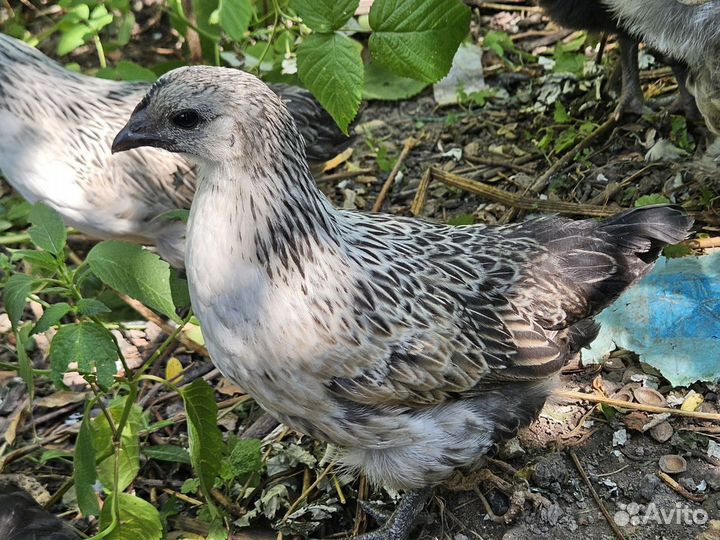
(75, 402, 100, 516)
(143, 444, 191, 464)
(32, 302, 72, 335)
(87, 241, 181, 322)
(297, 33, 363, 134)
(368, 0, 470, 83)
(50, 322, 118, 389)
(77, 298, 112, 316)
(4, 273, 35, 328)
(292, 0, 359, 32)
(221, 438, 262, 482)
(28, 203, 67, 256)
(99, 492, 163, 540)
(219, 0, 252, 41)
(181, 379, 224, 512)
(94, 396, 143, 493)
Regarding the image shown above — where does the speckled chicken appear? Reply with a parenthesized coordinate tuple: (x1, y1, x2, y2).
(0, 484, 78, 540)
(112, 66, 692, 540)
(539, 0, 698, 119)
(0, 33, 352, 267)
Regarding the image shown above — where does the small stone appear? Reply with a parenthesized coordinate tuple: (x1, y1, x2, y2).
(638, 473, 661, 502)
(679, 477, 697, 492)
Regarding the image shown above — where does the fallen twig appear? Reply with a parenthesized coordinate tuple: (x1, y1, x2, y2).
(657, 471, 706, 503)
(556, 390, 720, 422)
(372, 137, 417, 212)
(683, 236, 720, 249)
(281, 460, 336, 522)
(569, 450, 627, 540)
(465, 155, 536, 174)
(429, 168, 617, 217)
(422, 168, 720, 224)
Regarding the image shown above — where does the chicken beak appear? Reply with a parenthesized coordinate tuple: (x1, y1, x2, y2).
(111, 111, 162, 154)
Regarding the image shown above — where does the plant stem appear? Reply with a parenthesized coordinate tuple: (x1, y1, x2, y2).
(0, 232, 31, 245)
(93, 34, 107, 69)
(136, 311, 193, 376)
(253, 0, 280, 74)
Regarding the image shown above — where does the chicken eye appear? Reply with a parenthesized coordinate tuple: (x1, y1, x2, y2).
(171, 110, 201, 129)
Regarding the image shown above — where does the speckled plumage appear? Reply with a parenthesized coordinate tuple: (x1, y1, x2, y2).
(0, 33, 352, 266)
(113, 67, 692, 536)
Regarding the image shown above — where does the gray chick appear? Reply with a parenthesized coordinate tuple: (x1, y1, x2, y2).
(112, 66, 692, 539)
(539, 0, 699, 119)
(603, 0, 720, 136)
(0, 33, 352, 267)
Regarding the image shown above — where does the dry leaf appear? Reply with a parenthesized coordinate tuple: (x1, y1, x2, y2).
(34, 391, 86, 409)
(165, 357, 184, 383)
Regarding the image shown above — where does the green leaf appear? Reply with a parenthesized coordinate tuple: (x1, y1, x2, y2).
(663, 244, 693, 258)
(94, 397, 143, 493)
(483, 30, 515, 58)
(220, 438, 262, 482)
(635, 193, 671, 207)
(292, 0, 359, 32)
(218, 0, 253, 41)
(153, 209, 190, 223)
(76, 298, 112, 316)
(11, 250, 59, 272)
(368, 0, 470, 83)
(181, 379, 224, 514)
(87, 241, 181, 322)
(57, 23, 92, 56)
(363, 61, 428, 100)
(88, 5, 113, 32)
(28, 203, 67, 256)
(447, 214, 475, 226)
(297, 33, 363, 134)
(4, 273, 35, 328)
(554, 127, 578, 154)
(32, 302, 72, 335)
(97, 61, 158, 82)
(50, 322, 118, 389)
(554, 101, 571, 123)
(75, 402, 100, 516)
(99, 493, 163, 540)
(170, 270, 191, 310)
(143, 445, 191, 464)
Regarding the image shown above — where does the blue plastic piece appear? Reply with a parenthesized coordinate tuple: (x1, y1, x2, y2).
(584, 252, 720, 386)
